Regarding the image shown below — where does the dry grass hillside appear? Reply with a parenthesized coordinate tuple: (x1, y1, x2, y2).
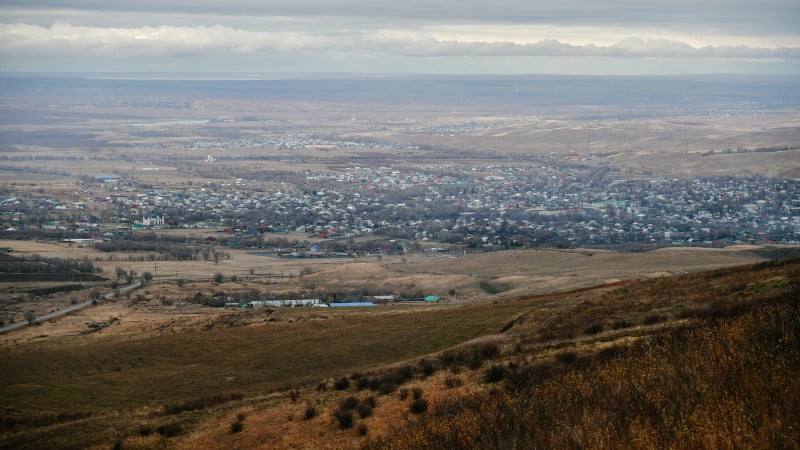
(0, 256, 797, 449)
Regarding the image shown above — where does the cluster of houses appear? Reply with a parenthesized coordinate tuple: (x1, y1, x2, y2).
(1, 161, 798, 248)
(182, 134, 398, 153)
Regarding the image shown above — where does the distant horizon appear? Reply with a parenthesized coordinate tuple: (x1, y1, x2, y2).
(3, 72, 798, 119)
(1, 71, 798, 80)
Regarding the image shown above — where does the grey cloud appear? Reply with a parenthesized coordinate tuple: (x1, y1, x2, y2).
(2, 22, 797, 61)
(385, 38, 800, 59)
(4, 1, 799, 34)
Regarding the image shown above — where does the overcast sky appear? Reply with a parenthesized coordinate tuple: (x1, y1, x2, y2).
(1, 1, 798, 75)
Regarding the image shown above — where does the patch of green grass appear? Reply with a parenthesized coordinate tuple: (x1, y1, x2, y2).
(479, 280, 515, 295)
(745, 277, 793, 295)
(746, 247, 800, 261)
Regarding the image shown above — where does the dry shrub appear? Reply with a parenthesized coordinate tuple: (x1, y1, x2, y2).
(156, 422, 183, 438)
(376, 381, 397, 395)
(366, 365, 414, 395)
(409, 398, 428, 415)
(355, 377, 370, 391)
(333, 408, 354, 429)
(361, 396, 377, 408)
(483, 364, 505, 383)
(333, 377, 351, 390)
(303, 404, 317, 421)
(418, 359, 437, 377)
(137, 424, 153, 437)
(339, 396, 359, 410)
(444, 375, 463, 388)
(357, 404, 373, 419)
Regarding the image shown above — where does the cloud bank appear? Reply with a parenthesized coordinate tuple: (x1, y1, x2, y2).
(1, 1, 798, 74)
(2, 22, 797, 61)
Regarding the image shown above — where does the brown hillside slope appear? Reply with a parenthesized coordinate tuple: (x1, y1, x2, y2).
(368, 261, 800, 449)
(0, 259, 798, 449)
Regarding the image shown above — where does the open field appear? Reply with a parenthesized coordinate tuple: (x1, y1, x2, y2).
(2, 76, 799, 184)
(2, 111, 798, 182)
(0, 238, 784, 330)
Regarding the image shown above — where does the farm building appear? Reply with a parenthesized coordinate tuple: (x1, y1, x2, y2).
(329, 302, 376, 307)
(249, 299, 324, 307)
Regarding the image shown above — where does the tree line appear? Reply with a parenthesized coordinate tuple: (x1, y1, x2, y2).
(0, 254, 100, 275)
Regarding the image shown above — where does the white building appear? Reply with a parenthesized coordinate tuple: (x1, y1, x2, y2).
(141, 213, 165, 227)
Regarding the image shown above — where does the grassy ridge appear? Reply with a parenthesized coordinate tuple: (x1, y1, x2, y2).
(370, 301, 799, 449)
(368, 263, 800, 449)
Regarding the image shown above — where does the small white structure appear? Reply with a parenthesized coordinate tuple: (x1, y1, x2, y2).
(141, 214, 165, 227)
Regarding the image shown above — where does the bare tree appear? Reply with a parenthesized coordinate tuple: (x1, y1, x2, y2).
(22, 311, 37, 325)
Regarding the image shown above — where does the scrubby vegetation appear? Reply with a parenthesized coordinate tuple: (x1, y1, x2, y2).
(367, 267, 800, 449)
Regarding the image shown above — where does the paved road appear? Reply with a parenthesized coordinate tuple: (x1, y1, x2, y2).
(0, 282, 142, 334)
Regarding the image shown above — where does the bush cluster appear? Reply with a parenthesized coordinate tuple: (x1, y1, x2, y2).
(438, 342, 500, 372)
(332, 395, 377, 430)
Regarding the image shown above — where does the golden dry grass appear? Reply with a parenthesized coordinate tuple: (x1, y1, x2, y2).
(370, 293, 799, 449)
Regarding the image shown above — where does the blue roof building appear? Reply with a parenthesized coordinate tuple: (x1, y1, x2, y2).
(329, 302, 376, 307)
